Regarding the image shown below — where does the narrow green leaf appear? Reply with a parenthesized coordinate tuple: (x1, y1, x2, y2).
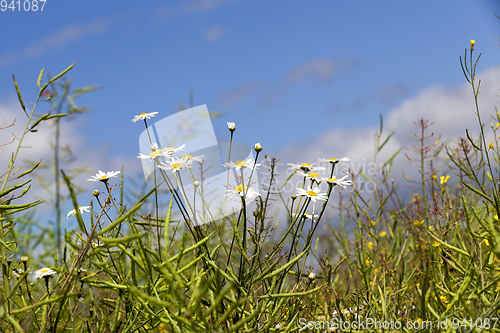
(12, 75, 28, 117)
(15, 159, 41, 179)
(463, 182, 493, 204)
(0, 180, 31, 199)
(48, 62, 76, 84)
(37, 67, 44, 88)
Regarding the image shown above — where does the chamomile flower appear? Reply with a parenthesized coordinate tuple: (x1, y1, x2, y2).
(162, 144, 186, 156)
(158, 156, 191, 173)
(296, 170, 323, 183)
(224, 159, 261, 171)
(293, 212, 320, 220)
(182, 153, 205, 163)
(288, 163, 325, 173)
(226, 184, 261, 200)
(319, 157, 350, 164)
(322, 175, 352, 189)
(66, 206, 91, 219)
(88, 170, 120, 183)
(137, 143, 174, 161)
(296, 186, 328, 202)
(35, 267, 56, 279)
(227, 122, 236, 132)
(132, 112, 158, 123)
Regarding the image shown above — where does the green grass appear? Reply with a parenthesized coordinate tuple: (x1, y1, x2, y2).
(1, 41, 500, 333)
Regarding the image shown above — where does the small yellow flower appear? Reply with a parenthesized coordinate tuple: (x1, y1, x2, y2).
(495, 215, 499, 221)
(429, 225, 435, 231)
(489, 141, 495, 150)
(365, 258, 370, 265)
(373, 267, 379, 274)
(432, 175, 438, 181)
(370, 221, 376, 227)
(379, 231, 387, 237)
(440, 175, 450, 185)
(440, 295, 448, 303)
(413, 220, 424, 227)
(432, 241, 441, 247)
(470, 39, 475, 51)
(367, 242, 373, 250)
(484, 239, 490, 246)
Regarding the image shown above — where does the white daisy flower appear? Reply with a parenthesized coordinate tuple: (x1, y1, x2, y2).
(322, 175, 352, 189)
(88, 170, 120, 182)
(132, 112, 158, 123)
(296, 171, 323, 183)
(288, 163, 325, 173)
(66, 206, 91, 219)
(224, 159, 261, 171)
(293, 212, 320, 220)
(91, 240, 105, 247)
(182, 153, 205, 163)
(319, 157, 350, 164)
(296, 186, 328, 202)
(226, 184, 261, 200)
(35, 267, 56, 279)
(158, 156, 191, 173)
(137, 144, 174, 161)
(162, 144, 186, 155)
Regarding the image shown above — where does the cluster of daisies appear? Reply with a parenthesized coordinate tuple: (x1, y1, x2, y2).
(287, 158, 352, 204)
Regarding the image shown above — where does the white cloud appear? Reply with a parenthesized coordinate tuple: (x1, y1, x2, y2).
(204, 25, 226, 42)
(285, 59, 338, 84)
(0, 18, 110, 66)
(273, 66, 500, 203)
(0, 100, 142, 219)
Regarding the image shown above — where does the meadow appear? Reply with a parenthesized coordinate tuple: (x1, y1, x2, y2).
(1, 41, 500, 332)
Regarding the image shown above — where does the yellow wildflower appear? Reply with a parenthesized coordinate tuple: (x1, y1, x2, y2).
(367, 242, 373, 250)
(470, 39, 475, 51)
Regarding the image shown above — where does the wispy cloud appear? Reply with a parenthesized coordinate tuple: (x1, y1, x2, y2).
(204, 25, 227, 42)
(275, 66, 500, 200)
(0, 18, 110, 67)
(159, 0, 236, 19)
(218, 58, 355, 110)
(218, 81, 267, 109)
(285, 59, 338, 84)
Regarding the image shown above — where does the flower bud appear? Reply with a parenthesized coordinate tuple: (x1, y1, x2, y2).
(470, 39, 475, 51)
(308, 272, 316, 281)
(93, 190, 100, 197)
(254, 143, 262, 153)
(227, 122, 236, 132)
(193, 181, 200, 187)
(291, 194, 297, 200)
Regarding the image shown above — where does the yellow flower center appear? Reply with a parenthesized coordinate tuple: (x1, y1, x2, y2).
(301, 163, 311, 168)
(139, 113, 147, 116)
(172, 163, 182, 169)
(306, 191, 317, 197)
(329, 158, 338, 162)
(235, 184, 248, 192)
(149, 151, 160, 158)
(327, 178, 337, 182)
(100, 175, 107, 179)
(41, 269, 48, 273)
(235, 160, 247, 167)
(308, 172, 320, 178)
(182, 154, 192, 159)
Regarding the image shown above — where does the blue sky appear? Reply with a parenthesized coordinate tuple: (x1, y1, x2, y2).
(1, 0, 500, 220)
